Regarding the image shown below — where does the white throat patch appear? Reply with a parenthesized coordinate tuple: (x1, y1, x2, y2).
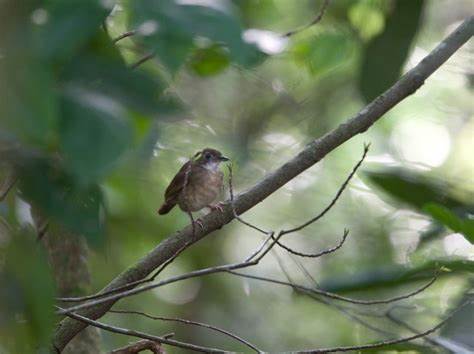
(203, 161, 219, 171)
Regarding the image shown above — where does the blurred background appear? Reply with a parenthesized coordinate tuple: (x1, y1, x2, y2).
(0, 0, 473, 353)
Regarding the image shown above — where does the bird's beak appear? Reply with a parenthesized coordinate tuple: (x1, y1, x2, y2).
(219, 156, 230, 161)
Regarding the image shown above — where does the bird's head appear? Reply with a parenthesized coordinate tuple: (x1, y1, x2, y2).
(194, 148, 229, 170)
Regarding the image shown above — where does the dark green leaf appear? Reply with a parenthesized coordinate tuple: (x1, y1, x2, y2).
(128, 0, 260, 72)
(59, 91, 132, 185)
(424, 203, 474, 243)
(0, 55, 58, 147)
(0, 233, 55, 351)
(60, 32, 170, 116)
(359, 0, 424, 102)
(37, 0, 111, 61)
(320, 259, 474, 293)
(189, 45, 231, 76)
(363, 168, 467, 211)
(19, 159, 105, 246)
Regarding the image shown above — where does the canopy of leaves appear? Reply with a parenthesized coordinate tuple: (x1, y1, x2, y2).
(0, 0, 472, 352)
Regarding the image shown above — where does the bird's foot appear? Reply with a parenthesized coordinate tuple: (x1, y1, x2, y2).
(207, 202, 225, 213)
(194, 219, 205, 229)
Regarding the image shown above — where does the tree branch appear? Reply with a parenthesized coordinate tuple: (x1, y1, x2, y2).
(281, 143, 370, 235)
(52, 17, 474, 352)
(56, 231, 283, 314)
(228, 271, 438, 306)
(110, 339, 165, 354)
(113, 30, 137, 43)
(110, 309, 262, 353)
(0, 168, 16, 202)
(272, 228, 349, 258)
(56, 307, 227, 353)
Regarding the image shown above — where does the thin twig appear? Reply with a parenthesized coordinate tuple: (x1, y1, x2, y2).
(227, 271, 438, 306)
(0, 169, 17, 202)
(36, 220, 49, 242)
(281, 143, 370, 235)
(294, 301, 472, 353)
(273, 228, 349, 258)
(110, 339, 165, 354)
(228, 163, 270, 235)
(282, 0, 331, 37)
(113, 30, 137, 43)
(385, 306, 474, 352)
(56, 231, 285, 315)
(182, 157, 197, 238)
(130, 52, 155, 69)
(385, 308, 444, 350)
(110, 309, 262, 353)
(57, 236, 436, 314)
(274, 252, 394, 336)
(57, 242, 190, 303)
(56, 307, 228, 353)
(244, 232, 275, 263)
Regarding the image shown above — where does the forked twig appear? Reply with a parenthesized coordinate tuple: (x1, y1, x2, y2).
(56, 306, 226, 353)
(228, 271, 438, 306)
(227, 163, 270, 235)
(272, 228, 349, 258)
(281, 143, 370, 235)
(110, 309, 262, 353)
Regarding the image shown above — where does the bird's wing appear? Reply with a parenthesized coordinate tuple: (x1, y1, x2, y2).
(164, 160, 192, 202)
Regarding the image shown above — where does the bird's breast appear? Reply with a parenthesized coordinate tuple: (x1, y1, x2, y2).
(178, 169, 223, 212)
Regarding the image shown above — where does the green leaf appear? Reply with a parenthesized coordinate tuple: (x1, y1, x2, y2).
(59, 90, 132, 185)
(37, 0, 111, 62)
(359, 0, 424, 102)
(292, 30, 354, 76)
(19, 159, 105, 246)
(363, 168, 466, 211)
(424, 203, 474, 243)
(189, 45, 231, 76)
(128, 0, 259, 72)
(319, 259, 474, 293)
(0, 55, 58, 147)
(60, 32, 171, 116)
(0, 234, 55, 351)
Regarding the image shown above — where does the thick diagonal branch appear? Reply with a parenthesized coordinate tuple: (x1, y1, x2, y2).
(52, 17, 474, 352)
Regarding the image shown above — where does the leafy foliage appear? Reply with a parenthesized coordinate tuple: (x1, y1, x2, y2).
(364, 168, 474, 244)
(359, 0, 425, 102)
(127, 0, 261, 73)
(0, 234, 55, 352)
(292, 29, 355, 76)
(424, 203, 474, 243)
(189, 45, 231, 77)
(364, 168, 466, 210)
(320, 259, 474, 293)
(0, 0, 472, 352)
(18, 159, 105, 247)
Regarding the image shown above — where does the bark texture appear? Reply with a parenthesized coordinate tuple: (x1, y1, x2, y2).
(32, 209, 102, 354)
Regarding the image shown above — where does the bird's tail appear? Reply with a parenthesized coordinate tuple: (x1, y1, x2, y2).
(158, 201, 175, 215)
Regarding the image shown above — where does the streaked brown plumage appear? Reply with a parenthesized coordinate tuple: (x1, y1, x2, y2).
(158, 148, 229, 215)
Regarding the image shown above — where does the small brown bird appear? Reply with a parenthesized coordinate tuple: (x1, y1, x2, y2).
(158, 148, 229, 219)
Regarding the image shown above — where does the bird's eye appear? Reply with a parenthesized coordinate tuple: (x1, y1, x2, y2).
(205, 153, 211, 160)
